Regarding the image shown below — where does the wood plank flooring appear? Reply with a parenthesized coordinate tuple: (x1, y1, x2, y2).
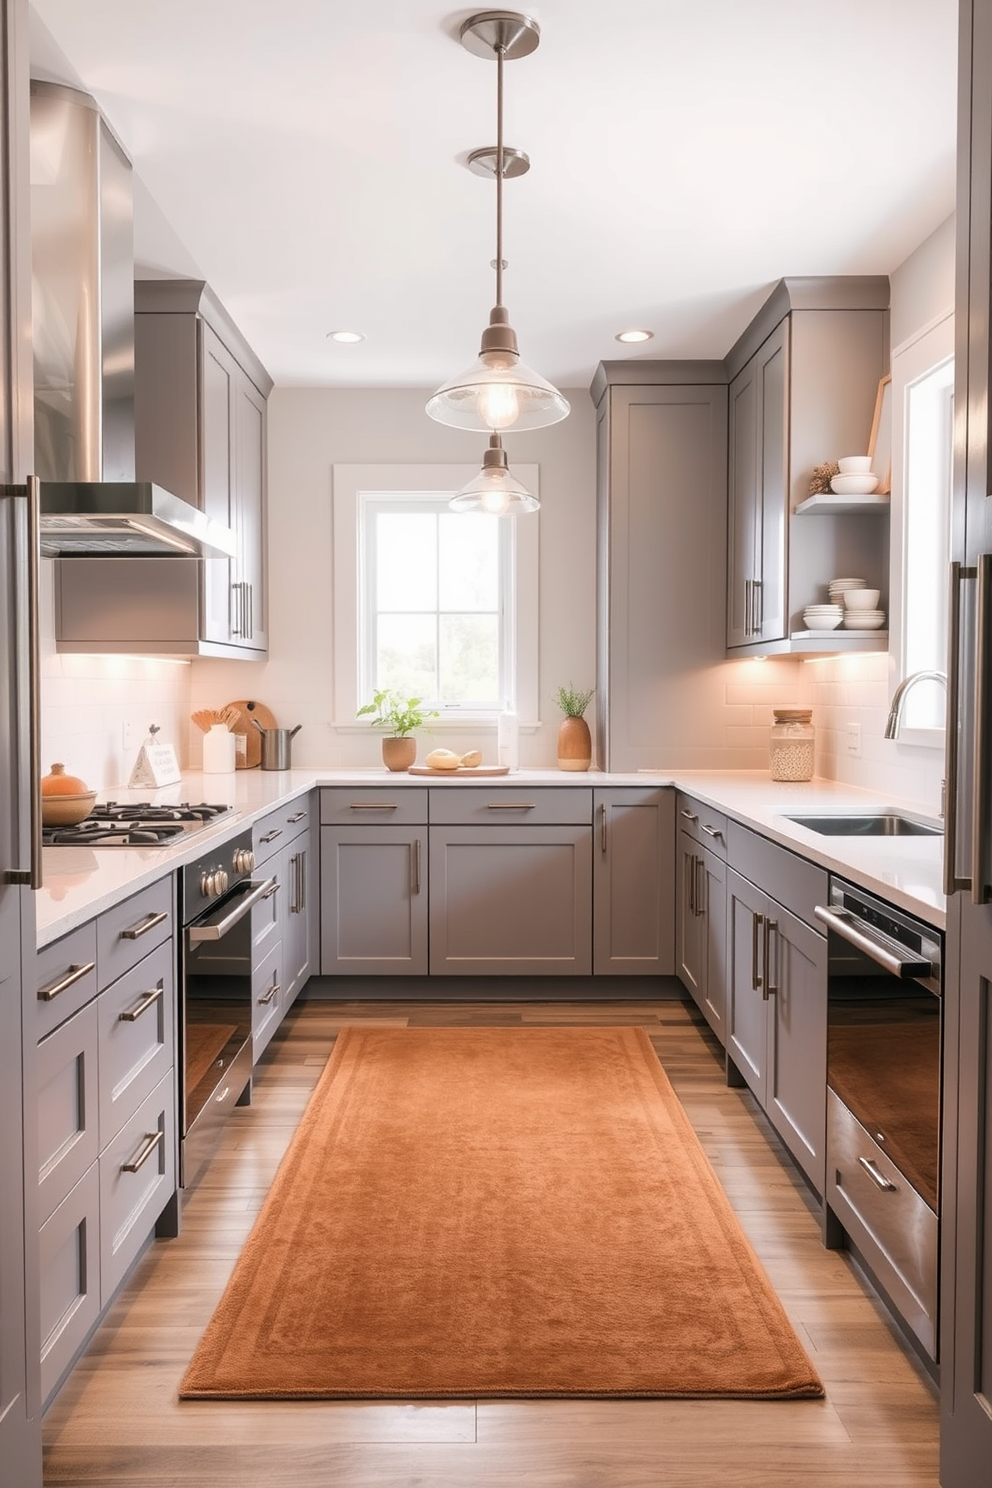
(41, 997, 941, 1487)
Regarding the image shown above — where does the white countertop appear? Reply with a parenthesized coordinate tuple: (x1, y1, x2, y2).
(35, 767, 946, 946)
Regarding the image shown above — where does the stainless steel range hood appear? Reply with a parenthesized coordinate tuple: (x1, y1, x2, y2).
(30, 81, 234, 559)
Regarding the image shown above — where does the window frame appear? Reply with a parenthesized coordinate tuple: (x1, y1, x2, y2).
(332, 463, 539, 732)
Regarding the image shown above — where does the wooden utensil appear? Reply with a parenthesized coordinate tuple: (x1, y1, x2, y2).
(223, 699, 278, 768)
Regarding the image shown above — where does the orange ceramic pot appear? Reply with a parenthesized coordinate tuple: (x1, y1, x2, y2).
(557, 716, 592, 772)
(382, 736, 417, 772)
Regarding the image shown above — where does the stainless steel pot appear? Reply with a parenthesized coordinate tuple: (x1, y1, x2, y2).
(252, 720, 301, 771)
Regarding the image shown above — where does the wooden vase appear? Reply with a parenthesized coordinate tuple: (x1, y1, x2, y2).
(557, 715, 592, 772)
(382, 736, 416, 772)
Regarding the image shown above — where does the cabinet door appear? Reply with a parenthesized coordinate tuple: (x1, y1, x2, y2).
(700, 848, 728, 1043)
(234, 372, 267, 652)
(727, 358, 759, 647)
(593, 787, 673, 975)
(726, 869, 768, 1103)
(199, 320, 238, 645)
(676, 830, 705, 1004)
(284, 831, 312, 1002)
(429, 825, 592, 975)
(755, 320, 788, 644)
(320, 826, 428, 975)
(764, 904, 826, 1191)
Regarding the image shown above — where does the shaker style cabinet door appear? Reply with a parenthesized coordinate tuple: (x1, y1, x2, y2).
(726, 320, 787, 650)
(592, 787, 674, 975)
(320, 826, 428, 976)
(727, 869, 770, 1104)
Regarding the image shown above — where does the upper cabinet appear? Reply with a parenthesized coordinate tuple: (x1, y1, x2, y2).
(134, 279, 271, 655)
(724, 277, 890, 658)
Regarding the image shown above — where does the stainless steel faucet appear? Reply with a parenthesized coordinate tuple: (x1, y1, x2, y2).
(884, 670, 948, 739)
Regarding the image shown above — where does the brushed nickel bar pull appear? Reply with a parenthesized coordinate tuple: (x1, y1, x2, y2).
(246, 582, 253, 641)
(694, 856, 705, 918)
(287, 811, 307, 824)
(120, 909, 169, 941)
(754, 578, 763, 633)
(26, 476, 42, 888)
(37, 960, 95, 1002)
(972, 553, 992, 903)
(258, 981, 280, 1007)
(701, 823, 723, 840)
(763, 918, 778, 999)
(119, 985, 164, 1022)
(858, 1156, 896, 1192)
(601, 802, 608, 853)
(412, 837, 421, 895)
(487, 802, 537, 811)
(260, 827, 283, 843)
(349, 802, 399, 810)
(291, 852, 302, 914)
(744, 578, 752, 638)
(121, 1129, 164, 1174)
(679, 808, 698, 823)
(945, 561, 969, 895)
(687, 853, 695, 917)
(299, 848, 306, 912)
(751, 911, 764, 991)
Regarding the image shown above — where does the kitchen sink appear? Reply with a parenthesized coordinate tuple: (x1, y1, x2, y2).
(783, 813, 943, 837)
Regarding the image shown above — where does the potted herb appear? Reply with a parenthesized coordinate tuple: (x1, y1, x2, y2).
(553, 683, 594, 772)
(357, 690, 438, 772)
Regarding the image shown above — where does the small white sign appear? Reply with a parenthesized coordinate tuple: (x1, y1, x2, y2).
(128, 742, 182, 789)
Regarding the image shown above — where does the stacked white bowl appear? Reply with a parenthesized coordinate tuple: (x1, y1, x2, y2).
(830, 455, 880, 497)
(842, 587, 885, 629)
(828, 576, 867, 603)
(803, 603, 844, 631)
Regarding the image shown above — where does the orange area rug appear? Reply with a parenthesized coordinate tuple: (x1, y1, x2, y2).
(180, 1026, 823, 1400)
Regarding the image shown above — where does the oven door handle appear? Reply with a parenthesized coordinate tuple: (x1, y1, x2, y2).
(187, 875, 279, 945)
(813, 905, 933, 978)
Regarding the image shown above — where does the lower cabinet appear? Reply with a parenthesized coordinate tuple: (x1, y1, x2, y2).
(726, 844, 828, 1194)
(593, 787, 674, 975)
(675, 793, 729, 1039)
(321, 824, 428, 974)
(35, 877, 178, 1405)
(251, 797, 313, 1056)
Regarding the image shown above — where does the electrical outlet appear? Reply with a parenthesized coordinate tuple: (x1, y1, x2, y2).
(122, 721, 134, 750)
(845, 721, 862, 758)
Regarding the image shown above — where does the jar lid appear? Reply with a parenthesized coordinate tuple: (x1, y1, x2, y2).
(772, 708, 813, 722)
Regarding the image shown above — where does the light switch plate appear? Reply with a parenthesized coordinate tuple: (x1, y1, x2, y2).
(845, 722, 862, 757)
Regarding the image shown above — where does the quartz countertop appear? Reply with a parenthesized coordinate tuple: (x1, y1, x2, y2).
(35, 767, 946, 946)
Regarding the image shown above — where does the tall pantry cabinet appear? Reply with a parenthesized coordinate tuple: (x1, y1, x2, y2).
(591, 363, 728, 772)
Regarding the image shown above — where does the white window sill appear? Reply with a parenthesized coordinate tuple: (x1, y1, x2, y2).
(332, 719, 544, 734)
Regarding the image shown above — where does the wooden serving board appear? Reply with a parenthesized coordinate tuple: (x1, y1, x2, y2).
(408, 765, 510, 777)
(223, 699, 277, 769)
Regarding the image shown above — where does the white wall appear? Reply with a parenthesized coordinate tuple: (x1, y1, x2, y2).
(805, 213, 955, 813)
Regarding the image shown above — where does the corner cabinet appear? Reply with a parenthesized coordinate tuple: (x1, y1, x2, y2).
(675, 794, 729, 1041)
(593, 787, 674, 975)
(134, 279, 272, 656)
(724, 278, 890, 658)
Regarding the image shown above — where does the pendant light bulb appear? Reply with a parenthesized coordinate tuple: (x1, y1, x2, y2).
(449, 434, 540, 515)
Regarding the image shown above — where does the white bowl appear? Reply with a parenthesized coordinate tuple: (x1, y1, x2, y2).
(828, 577, 867, 591)
(843, 611, 886, 629)
(843, 588, 881, 610)
(837, 455, 873, 474)
(830, 473, 880, 496)
(804, 612, 842, 630)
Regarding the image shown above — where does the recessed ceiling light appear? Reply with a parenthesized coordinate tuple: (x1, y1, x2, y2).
(327, 330, 365, 344)
(615, 328, 654, 344)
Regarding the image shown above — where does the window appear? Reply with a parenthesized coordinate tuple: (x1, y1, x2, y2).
(332, 464, 539, 729)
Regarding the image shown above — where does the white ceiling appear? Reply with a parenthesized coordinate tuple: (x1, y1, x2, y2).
(29, 0, 958, 391)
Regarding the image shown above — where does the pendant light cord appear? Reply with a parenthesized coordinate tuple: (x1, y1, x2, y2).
(495, 43, 505, 308)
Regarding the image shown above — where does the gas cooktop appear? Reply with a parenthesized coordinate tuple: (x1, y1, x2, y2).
(43, 802, 234, 848)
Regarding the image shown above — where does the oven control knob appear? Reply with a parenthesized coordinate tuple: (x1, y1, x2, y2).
(233, 847, 255, 874)
(200, 869, 217, 897)
(215, 869, 229, 896)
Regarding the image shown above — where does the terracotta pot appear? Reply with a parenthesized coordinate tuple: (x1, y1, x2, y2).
(557, 715, 592, 772)
(382, 735, 417, 772)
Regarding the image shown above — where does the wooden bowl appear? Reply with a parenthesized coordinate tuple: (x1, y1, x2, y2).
(41, 791, 97, 827)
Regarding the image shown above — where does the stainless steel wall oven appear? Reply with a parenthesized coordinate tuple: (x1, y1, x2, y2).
(180, 828, 276, 1186)
(816, 878, 943, 1361)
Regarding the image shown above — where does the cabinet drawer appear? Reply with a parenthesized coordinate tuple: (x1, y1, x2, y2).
(39, 1163, 101, 1407)
(676, 794, 728, 858)
(428, 786, 592, 826)
(320, 786, 428, 827)
(36, 922, 98, 1041)
(37, 999, 100, 1225)
(252, 938, 283, 1059)
(727, 820, 827, 926)
(98, 939, 175, 1146)
(97, 878, 174, 991)
(253, 795, 312, 865)
(99, 1070, 176, 1304)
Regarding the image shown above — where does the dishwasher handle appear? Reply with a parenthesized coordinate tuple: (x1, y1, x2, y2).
(814, 905, 933, 979)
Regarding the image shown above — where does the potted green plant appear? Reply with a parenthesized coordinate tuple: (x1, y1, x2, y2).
(553, 683, 594, 772)
(357, 689, 438, 771)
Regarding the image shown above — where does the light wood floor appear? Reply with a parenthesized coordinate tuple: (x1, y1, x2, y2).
(42, 997, 941, 1487)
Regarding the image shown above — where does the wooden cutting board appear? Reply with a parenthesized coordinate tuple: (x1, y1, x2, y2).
(408, 765, 510, 777)
(223, 699, 277, 768)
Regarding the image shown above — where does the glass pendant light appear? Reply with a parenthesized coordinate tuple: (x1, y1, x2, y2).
(427, 11, 569, 435)
(449, 434, 540, 515)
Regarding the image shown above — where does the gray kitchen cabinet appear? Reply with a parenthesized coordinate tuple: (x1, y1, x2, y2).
(34, 877, 178, 1405)
(725, 826, 828, 1194)
(133, 278, 272, 656)
(723, 278, 890, 657)
(592, 786, 674, 975)
(675, 795, 729, 1042)
(251, 798, 313, 1051)
(319, 788, 428, 975)
(591, 367, 728, 771)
